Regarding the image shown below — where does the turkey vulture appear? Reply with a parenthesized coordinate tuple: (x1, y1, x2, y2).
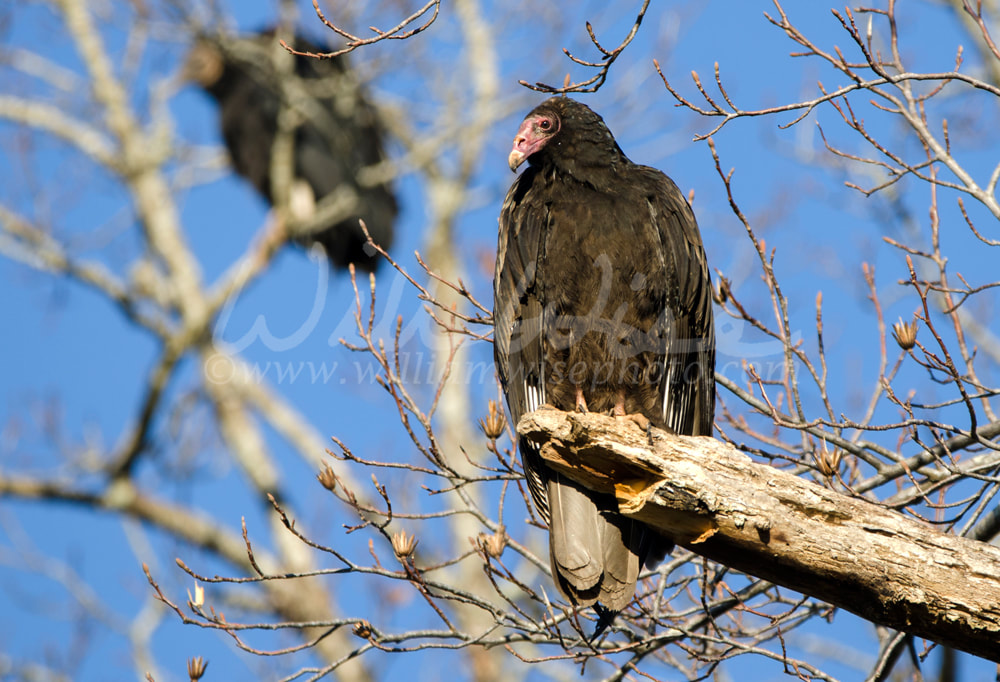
(183, 32, 396, 270)
(494, 97, 715, 612)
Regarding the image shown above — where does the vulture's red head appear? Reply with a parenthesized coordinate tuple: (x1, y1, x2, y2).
(508, 103, 560, 171)
(507, 97, 626, 174)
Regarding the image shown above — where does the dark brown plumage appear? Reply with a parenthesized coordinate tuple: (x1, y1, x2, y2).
(494, 97, 715, 612)
(184, 32, 396, 270)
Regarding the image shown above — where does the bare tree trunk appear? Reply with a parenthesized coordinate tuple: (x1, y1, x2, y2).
(417, 1, 502, 677)
(518, 408, 1000, 663)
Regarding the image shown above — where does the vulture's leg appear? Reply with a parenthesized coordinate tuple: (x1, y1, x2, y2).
(613, 390, 654, 445)
(611, 393, 626, 417)
(574, 387, 589, 413)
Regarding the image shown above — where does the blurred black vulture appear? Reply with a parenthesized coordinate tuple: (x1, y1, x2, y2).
(184, 32, 397, 271)
(495, 97, 715, 614)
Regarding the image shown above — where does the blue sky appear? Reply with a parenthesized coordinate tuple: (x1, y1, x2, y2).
(1, 1, 998, 680)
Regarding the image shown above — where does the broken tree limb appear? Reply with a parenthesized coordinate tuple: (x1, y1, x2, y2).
(517, 408, 1000, 663)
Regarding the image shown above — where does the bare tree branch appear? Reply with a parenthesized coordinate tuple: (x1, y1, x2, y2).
(284, 0, 441, 59)
(519, 0, 651, 94)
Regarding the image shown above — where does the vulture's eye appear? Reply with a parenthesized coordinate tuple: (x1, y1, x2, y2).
(539, 118, 552, 130)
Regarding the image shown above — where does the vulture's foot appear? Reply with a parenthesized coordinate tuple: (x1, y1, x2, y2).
(611, 398, 654, 445)
(619, 412, 654, 445)
(611, 401, 653, 447)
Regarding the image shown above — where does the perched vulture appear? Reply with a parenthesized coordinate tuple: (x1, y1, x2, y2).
(494, 97, 715, 613)
(183, 32, 396, 270)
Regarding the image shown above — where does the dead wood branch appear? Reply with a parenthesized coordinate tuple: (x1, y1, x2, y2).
(518, 409, 1000, 663)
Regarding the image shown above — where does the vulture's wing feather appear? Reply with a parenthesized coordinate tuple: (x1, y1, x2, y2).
(496, 166, 551, 521)
(217, 75, 280, 198)
(636, 166, 716, 437)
